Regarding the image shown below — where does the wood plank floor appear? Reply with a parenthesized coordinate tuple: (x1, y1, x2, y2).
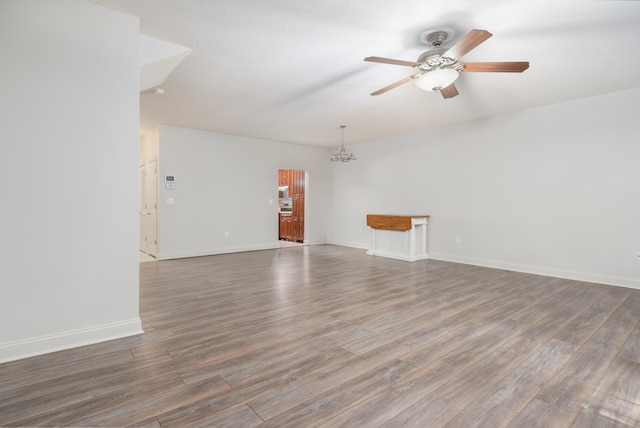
(2, 244, 640, 427)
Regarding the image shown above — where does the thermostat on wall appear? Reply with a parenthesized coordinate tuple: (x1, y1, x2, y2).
(164, 175, 176, 183)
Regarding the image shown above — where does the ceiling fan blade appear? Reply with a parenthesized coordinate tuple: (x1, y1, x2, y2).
(440, 83, 459, 99)
(442, 29, 492, 60)
(462, 62, 529, 72)
(370, 76, 415, 96)
(364, 56, 419, 67)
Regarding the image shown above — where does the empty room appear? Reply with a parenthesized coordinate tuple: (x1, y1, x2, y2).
(1, 0, 639, 426)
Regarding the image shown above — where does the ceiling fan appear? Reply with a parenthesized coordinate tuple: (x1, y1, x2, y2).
(364, 29, 529, 99)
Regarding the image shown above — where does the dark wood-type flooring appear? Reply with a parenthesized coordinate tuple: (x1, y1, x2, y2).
(2, 245, 640, 427)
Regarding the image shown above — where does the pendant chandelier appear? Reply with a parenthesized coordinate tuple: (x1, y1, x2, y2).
(330, 125, 356, 162)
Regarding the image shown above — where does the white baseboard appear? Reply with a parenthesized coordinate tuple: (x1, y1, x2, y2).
(327, 239, 369, 250)
(429, 252, 640, 290)
(0, 318, 143, 364)
(366, 249, 430, 262)
(301, 239, 328, 246)
(157, 240, 333, 260)
(326, 240, 639, 290)
(158, 243, 280, 260)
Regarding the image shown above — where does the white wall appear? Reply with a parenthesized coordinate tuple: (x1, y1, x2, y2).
(0, 0, 142, 363)
(328, 88, 640, 289)
(154, 125, 331, 259)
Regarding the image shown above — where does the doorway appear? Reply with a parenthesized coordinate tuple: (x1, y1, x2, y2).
(278, 169, 305, 243)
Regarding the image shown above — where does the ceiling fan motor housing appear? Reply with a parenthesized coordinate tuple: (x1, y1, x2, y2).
(416, 47, 463, 74)
(425, 31, 448, 47)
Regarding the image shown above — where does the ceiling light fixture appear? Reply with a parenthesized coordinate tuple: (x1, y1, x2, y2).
(330, 125, 356, 162)
(414, 68, 460, 91)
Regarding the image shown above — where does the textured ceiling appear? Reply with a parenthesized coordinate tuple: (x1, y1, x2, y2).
(88, 0, 640, 148)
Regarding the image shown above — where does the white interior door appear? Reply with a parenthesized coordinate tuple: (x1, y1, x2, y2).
(139, 158, 157, 256)
(139, 165, 146, 251)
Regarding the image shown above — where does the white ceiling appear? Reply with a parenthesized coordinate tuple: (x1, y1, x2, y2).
(88, 0, 640, 148)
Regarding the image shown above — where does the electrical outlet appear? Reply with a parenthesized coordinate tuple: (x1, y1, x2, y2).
(636, 252, 640, 261)
(455, 236, 461, 244)
(224, 231, 230, 238)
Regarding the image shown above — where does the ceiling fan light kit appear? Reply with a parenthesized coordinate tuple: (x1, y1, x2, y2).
(365, 29, 529, 99)
(414, 68, 460, 91)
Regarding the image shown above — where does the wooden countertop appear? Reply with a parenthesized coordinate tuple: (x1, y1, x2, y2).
(366, 214, 430, 231)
